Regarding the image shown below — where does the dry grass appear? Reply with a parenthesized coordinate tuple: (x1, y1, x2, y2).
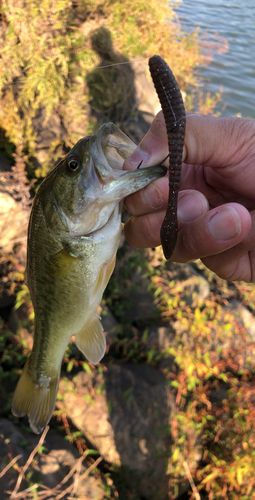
(1, 425, 103, 499)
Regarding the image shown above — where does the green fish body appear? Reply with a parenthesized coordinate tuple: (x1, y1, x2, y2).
(12, 123, 166, 433)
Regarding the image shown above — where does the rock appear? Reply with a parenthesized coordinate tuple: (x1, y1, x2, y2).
(57, 364, 202, 499)
(227, 298, 255, 340)
(35, 437, 105, 499)
(0, 177, 28, 252)
(109, 254, 210, 328)
(33, 108, 66, 151)
(86, 27, 137, 125)
(100, 304, 119, 335)
(32, 108, 67, 171)
(146, 325, 175, 352)
(176, 273, 210, 306)
(7, 305, 33, 349)
(165, 262, 210, 300)
(60, 96, 89, 147)
(123, 109, 154, 144)
(0, 418, 105, 499)
(132, 59, 161, 117)
(110, 248, 160, 327)
(122, 288, 159, 327)
(0, 418, 39, 497)
(0, 290, 16, 310)
(0, 153, 12, 172)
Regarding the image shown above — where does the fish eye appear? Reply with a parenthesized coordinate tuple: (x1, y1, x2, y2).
(67, 156, 81, 173)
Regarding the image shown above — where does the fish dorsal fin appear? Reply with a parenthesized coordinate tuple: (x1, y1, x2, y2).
(49, 249, 78, 278)
(12, 359, 60, 434)
(75, 315, 106, 365)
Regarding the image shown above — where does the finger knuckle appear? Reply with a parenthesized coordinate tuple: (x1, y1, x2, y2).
(182, 227, 200, 260)
(143, 214, 160, 247)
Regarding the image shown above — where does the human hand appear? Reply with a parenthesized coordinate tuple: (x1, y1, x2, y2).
(123, 112, 255, 282)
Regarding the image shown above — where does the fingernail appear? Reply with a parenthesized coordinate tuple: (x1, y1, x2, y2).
(178, 192, 207, 222)
(208, 207, 242, 240)
(143, 184, 163, 209)
(125, 147, 150, 168)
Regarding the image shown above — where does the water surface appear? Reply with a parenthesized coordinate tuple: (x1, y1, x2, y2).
(174, 0, 255, 118)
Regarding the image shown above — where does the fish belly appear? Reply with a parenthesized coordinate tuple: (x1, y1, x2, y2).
(12, 232, 119, 433)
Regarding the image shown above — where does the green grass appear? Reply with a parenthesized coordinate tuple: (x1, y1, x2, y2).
(0, 0, 206, 178)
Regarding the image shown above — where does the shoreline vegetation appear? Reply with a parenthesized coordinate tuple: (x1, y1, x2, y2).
(1, 1, 255, 499)
(0, 0, 219, 179)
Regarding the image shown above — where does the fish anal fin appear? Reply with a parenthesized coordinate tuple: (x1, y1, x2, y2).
(75, 315, 106, 365)
(12, 360, 60, 434)
(49, 249, 79, 278)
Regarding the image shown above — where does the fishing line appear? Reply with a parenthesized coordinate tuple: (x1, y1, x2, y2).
(1, 58, 148, 88)
(0, 54, 199, 136)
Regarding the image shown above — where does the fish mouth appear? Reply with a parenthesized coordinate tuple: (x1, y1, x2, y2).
(60, 123, 167, 238)
(66, 164, 166, 238)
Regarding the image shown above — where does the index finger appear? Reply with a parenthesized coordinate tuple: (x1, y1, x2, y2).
(124, 111, 255, 171)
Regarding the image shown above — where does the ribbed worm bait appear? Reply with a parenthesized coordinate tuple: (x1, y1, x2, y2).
(149, 55, 186, 260)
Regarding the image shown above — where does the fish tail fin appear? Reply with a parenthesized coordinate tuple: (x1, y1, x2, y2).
(12, 360, 60, 434)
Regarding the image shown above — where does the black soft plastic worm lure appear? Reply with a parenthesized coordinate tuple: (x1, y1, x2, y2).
(149, 55, 186, 260)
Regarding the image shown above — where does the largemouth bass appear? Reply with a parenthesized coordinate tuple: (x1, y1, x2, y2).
(12, 123, 166, 434)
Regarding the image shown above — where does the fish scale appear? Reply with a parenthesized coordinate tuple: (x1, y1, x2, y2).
(12, 122, 166, 433)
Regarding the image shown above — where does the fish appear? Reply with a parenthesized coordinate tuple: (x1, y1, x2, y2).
(12, 122, 166, 434)
(149, 55, 186, 260)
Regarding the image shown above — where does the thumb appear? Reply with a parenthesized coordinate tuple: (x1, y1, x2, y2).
(123, 111, 169, 170)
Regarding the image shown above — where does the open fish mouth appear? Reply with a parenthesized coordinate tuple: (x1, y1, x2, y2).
(57, 123, 167, 238)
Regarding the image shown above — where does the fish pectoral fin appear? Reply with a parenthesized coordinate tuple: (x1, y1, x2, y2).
(49, 249, 79, 278)
(92, 256, 116, 304)
(75, 315, 106, 365)
(12, 360, 60, 434)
